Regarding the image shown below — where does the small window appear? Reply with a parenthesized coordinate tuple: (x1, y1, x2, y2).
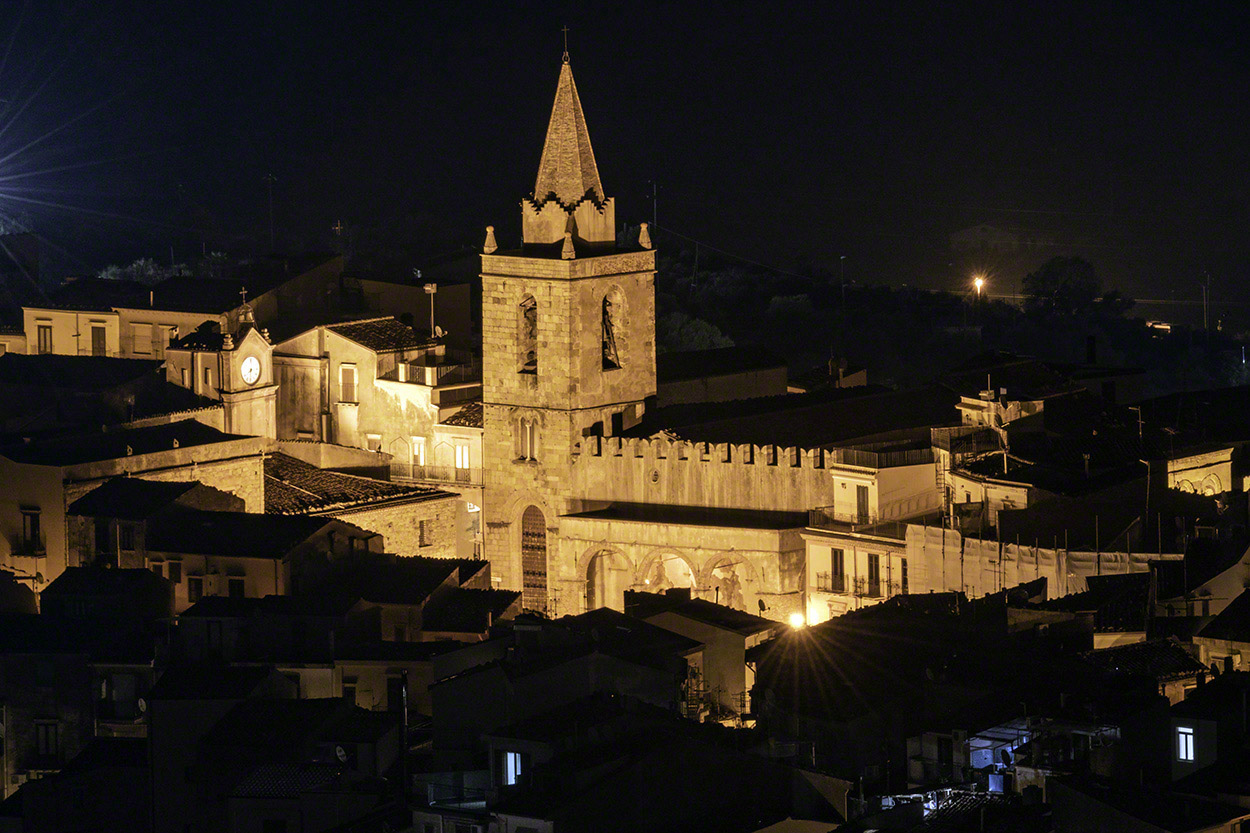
(340, 364, 357, 402)
(151, 563, 163, 577)
(203, 365, 212, 388)
(179, 367, 188, 387)
(167, 561, 182, 584)
(411, 437, 426, 467)
(419, 519, 430, 548)
(228, 577, 245, 599)
(901, 558, 909, 594)
(37, 323, 53, 354)
(455, 443, 470, 469)
(1178, 726, 1195, 762)
(503, 750, 524, 786)
(342, 676, 357, 704)
(518, 418, 538, 461)
(20, 508, 41, 553)
(35, 722, 59, 759)
(132, 323, 152, 354)
(187, 576, 203, 602)
(91, 324, 107, 356)
(118, 524, 135, 552)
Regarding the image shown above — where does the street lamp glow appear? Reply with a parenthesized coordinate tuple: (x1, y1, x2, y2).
(789, 612, 806, 629)
(973, 276, 986, 294)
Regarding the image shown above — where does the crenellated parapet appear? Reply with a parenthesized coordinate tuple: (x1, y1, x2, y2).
(573, 434, 933, 472)
(521, 194, 616, 246)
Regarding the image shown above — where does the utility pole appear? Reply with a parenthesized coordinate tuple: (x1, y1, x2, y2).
(648, 181, 658, 229)
(264, 173, 277, 251)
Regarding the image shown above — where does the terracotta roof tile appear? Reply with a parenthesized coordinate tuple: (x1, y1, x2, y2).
(264, 452, 451, 514)
(327, 317, 429, 352)
(441, 400, 482, 428)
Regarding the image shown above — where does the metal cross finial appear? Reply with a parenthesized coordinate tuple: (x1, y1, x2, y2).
(239, 287, 248, 305)
(561, 25, 570, 63)
(332, 219, 344, 236)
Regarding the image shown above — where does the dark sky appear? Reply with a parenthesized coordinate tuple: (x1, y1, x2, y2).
(2, 1, 1248, 303)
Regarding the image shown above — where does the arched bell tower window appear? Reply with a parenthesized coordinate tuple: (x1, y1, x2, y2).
(518, 295, 538, 374)
(602, 294, 620, 370)
(517, 416, 538, 461)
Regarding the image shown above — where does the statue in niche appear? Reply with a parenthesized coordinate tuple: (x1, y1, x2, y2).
(649, 557, 671, 592)
(716, 565, 745, 610)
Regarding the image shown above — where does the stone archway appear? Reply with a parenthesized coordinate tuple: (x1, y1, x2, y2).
(584, 548, 632, 612)
(520, 505, 548, 614)
(637, 551, 697, 593)
(701, 554, 761, 614)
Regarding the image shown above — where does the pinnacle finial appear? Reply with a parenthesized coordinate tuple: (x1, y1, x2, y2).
(561, 231, 576, 260)
(638, 222, 652, 250)
(561, 25, 570, 64)
(484, 225, 498, 254)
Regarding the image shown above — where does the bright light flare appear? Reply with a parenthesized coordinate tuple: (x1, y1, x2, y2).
(789, 612, 806, 629)
(973, 276, 986, 293)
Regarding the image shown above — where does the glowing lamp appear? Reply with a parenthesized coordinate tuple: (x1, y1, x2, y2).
(789, 612, 806, 629)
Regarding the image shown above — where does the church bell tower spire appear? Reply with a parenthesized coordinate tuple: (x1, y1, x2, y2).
(522, 56, 615, 247)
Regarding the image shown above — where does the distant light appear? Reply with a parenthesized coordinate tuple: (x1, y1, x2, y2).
(973, 276, 986, 293)
(789, 612, 806, 629)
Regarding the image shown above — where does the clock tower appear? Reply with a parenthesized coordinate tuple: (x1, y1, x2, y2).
(218, 306, 277, 438)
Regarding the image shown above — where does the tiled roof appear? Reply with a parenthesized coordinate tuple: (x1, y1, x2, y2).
(315, 555, 484, 605)
(67, 477, 199, 520)
(1079, 636, 1208, 681)
(264, 452, 451, 515)
(532, 61, 603, 206)
(169, 326, 226, 352)
(1197, 589, 1250, 643)
(231, 762, 346, 799)
(422, 588, 521, 634)
(628, 593, 781, 636)
(327, 316, 429, 352)
(42, 566, 168, 598)
(147, 665, 276, 700)
(441, 400, 482, 428)
(0, 420, 254, 467)
(147, 507, 333, 559)
(0, 354, 163, 391)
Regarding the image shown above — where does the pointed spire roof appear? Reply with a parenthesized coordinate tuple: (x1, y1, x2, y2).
(533, 60, 604, 207)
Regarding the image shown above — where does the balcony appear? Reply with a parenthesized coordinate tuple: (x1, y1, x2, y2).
(10, 533, 46, 557)
(815, 571, 847, 594)
(391, 463, 482, 487)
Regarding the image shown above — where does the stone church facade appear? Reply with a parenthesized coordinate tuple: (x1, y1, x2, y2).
(482, 58, 939, 620)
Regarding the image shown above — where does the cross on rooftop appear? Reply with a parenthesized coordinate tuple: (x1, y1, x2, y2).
(332, 219, 344, 236)
(561, 25, 570, 63)
(239, 287, 248, 305)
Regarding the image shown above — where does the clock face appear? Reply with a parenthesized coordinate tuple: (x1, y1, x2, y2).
(240, 355, 261, 386)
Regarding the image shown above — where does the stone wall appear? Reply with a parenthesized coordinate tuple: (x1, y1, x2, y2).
(329, 495, 461, 560)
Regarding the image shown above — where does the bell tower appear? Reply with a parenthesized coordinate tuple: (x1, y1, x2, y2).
(481, 55, 656, 615)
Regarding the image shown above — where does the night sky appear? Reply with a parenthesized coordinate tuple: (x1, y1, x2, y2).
(2, 1, 1248, 306)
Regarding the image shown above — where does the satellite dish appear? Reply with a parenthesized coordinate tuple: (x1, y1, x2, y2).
(335, 745, 348, 763)
(434, 326, 446, 338)
(137, 698, 148, 714)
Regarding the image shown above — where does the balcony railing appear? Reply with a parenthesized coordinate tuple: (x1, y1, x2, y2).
(815, 571, 847, 594)
(826, 446, 934, 469)
(391, 464, 482, 486)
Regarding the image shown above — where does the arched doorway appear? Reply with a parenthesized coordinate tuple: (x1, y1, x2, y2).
(521, 506, 548, 614)
(388, 438, 410, 476)
(585, 550, 630, 611)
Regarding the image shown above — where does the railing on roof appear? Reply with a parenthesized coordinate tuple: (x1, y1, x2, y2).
(391, 463, 481, 487)
(826, 446, 934, 469)
(807, 508, 911, 540)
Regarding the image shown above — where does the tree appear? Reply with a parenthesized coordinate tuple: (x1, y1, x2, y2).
(1023, 256, 1100, 317)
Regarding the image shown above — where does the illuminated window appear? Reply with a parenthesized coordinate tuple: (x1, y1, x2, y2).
(411, 437, 426, 467)
(503, 751, 524, 786)
(455, 443, 470, 469)
(340, 364, 357, 402)
(1178, 726, 1195, 762)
